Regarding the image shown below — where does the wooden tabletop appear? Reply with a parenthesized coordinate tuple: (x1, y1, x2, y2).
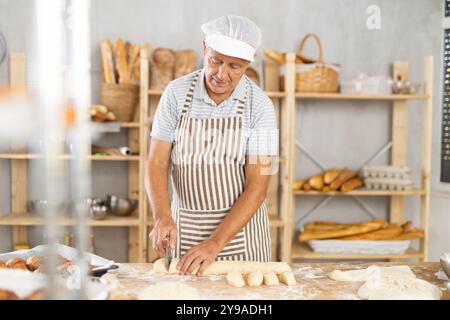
(103, 261, 450, 300)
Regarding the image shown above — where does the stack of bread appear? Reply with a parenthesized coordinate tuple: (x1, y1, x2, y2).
(299, 219, 424, 242)
(293, 168, 363, 193)
(100, 38, 150, 85)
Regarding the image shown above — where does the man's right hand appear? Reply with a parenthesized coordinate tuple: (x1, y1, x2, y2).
(149, 215, 177, 253)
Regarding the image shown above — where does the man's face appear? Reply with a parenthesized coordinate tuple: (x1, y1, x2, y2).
(203, 46, 250, 96)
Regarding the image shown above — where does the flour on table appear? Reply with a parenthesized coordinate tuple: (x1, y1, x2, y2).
(329, 265, 442, 300)
(137, 281, 200, 300)
(435, 270, 449, 281)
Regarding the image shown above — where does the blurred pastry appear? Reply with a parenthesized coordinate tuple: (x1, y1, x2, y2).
(0, 260, 6, 268)
(26, 256, 44, 271)
(0, 289, 19, 300)
(6, 258, 28, 270)
(25, 290, 46, 300)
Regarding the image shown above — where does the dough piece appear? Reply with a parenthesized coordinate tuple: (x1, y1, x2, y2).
(138, 282, 200, 300)
(263, 272, 279, 286)
(152, 258, 290, 275)
(279, 271, 297, 286)
(168, 258, 179, 274)
(247, 270, 263, 287)
(153, 258, 169, 273)
(6, 258, 28, 270)
(330, 265, 442, 300)
(227, 271, 245, 287)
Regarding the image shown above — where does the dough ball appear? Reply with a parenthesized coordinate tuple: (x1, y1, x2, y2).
(153, 258, 169, 273)
(247, 270, 263, 287)
(26, 256, 44, 271)
(279, 271, 297, 286)
(227, 271, 245, 287)
(0, 289, 19, 300)
(6, 258, 28, 270)
(168, 258, 180, 274)
(263, 272, 279, 286)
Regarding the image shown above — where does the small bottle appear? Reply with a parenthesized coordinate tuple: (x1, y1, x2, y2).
(69, 233, 75, 247)
(88, 234, 96, 254)
(64, 232, 70, 246)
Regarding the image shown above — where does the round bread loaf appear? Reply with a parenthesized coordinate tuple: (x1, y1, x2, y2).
(6, 258, 28, 270)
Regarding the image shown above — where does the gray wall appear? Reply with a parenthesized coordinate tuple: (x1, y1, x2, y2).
(0, 0, 448, 261)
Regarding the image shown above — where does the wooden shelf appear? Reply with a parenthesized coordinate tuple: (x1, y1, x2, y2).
(0, 213, 140, 227)
(291, 241, 424, 260)
(148, 90, 163, 96)
(293, 188, 426, 196)
(0, 154, 140, 161)
(90, 122, 141, 128)
(295, 93, 429, 100)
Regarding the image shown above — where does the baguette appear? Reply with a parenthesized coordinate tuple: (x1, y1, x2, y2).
(127, 44, 141, 84)
(309, 173, 324, 190)
(329, 168, 357, 190)
(324, 168, 340, 184)
(304, 221, 359, 232)
(100, 39, 116, 84)
(114, 38, 129, 84)
(263, 49, 285, 64)
(339, 223, 402, 240)
(299, 219, 385, 241)
(340, 178, 363, 192)
(387, 228, 424, 240)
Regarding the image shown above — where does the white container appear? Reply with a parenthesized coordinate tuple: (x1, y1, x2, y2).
(341, 74, 393, 95)
(308, 239, 410, 254)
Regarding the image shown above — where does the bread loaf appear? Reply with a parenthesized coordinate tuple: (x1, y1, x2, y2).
(329, 168, 357, 190)
(309, 173, 324, 190)
(340, 178, 363, 192)
(324, 168, 340, 184)
(114, 38, 129, 84)
(299, 219, 385, 241)
(292, 179, 305, 190)
(26, 256, 44, 271)
(302, 181, 311, 191)
(6, 258, 28, 270)
(100, 39, 116, 84)
(150, 48, 175, 90)
(0, 260, 6, 268)
(339, 223, 402, 240)
(174, 50, 196, 79)
(0, 289, 19, 300)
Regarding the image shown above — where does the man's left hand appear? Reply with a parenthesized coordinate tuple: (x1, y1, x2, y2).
(177, 239, 223, 275)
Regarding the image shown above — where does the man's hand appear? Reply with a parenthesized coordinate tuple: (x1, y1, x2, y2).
(149, 215, 177, 253)
(177, 239, 223, 276)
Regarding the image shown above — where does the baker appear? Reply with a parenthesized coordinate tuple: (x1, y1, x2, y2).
(145, 15, 278, 275)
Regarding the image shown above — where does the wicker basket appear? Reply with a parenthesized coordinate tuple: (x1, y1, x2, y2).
(294, 33, 339, 93)
(100, 82, 139, 121)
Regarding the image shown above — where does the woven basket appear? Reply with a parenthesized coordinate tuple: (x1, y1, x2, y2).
(100, 82, 139, 121)
(294, 33, 339, 93)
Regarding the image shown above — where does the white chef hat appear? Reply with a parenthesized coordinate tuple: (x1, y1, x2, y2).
(201, 15, 261, 62)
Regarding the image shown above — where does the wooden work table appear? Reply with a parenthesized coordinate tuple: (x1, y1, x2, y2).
(102, 261, 450, 300)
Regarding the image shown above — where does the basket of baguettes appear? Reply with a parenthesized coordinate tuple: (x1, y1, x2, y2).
(299, 219, 424, 254)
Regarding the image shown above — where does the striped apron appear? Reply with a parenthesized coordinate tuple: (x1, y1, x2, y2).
(171, 71, 271, 262)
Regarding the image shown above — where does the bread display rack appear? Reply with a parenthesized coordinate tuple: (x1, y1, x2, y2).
(278, 53, 433, 262)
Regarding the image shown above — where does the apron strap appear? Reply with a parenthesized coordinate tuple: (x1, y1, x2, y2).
(180, 71, 201, 116)
(235, 78, 249, 117)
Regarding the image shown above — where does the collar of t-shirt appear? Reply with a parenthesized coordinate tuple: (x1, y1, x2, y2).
(194, 68, 246, 107)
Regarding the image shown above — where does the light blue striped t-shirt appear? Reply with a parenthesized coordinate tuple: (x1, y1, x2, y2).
(150, 68, 279, 156)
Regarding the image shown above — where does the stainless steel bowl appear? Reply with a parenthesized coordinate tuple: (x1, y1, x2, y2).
(440, 253, 450, 279)
(29, 199, 68, 215)
(106, 195, 138, 216)
(89, 204, 109, 220)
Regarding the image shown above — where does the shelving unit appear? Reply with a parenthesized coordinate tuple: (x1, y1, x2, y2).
(1, 53, 147, 262)
(278, 53, 434, 262)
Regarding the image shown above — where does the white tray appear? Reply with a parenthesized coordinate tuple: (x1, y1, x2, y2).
(0, 268, 111, 300)
(0, 244, 115, 268)
(308, 239, 410, 254)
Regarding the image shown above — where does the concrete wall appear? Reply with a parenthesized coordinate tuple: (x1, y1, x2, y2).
(0, 0, 448, 261)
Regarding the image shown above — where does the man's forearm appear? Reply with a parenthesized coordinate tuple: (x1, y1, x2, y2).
(146, 161, 172, 220)
(209, 184, 267, 248)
